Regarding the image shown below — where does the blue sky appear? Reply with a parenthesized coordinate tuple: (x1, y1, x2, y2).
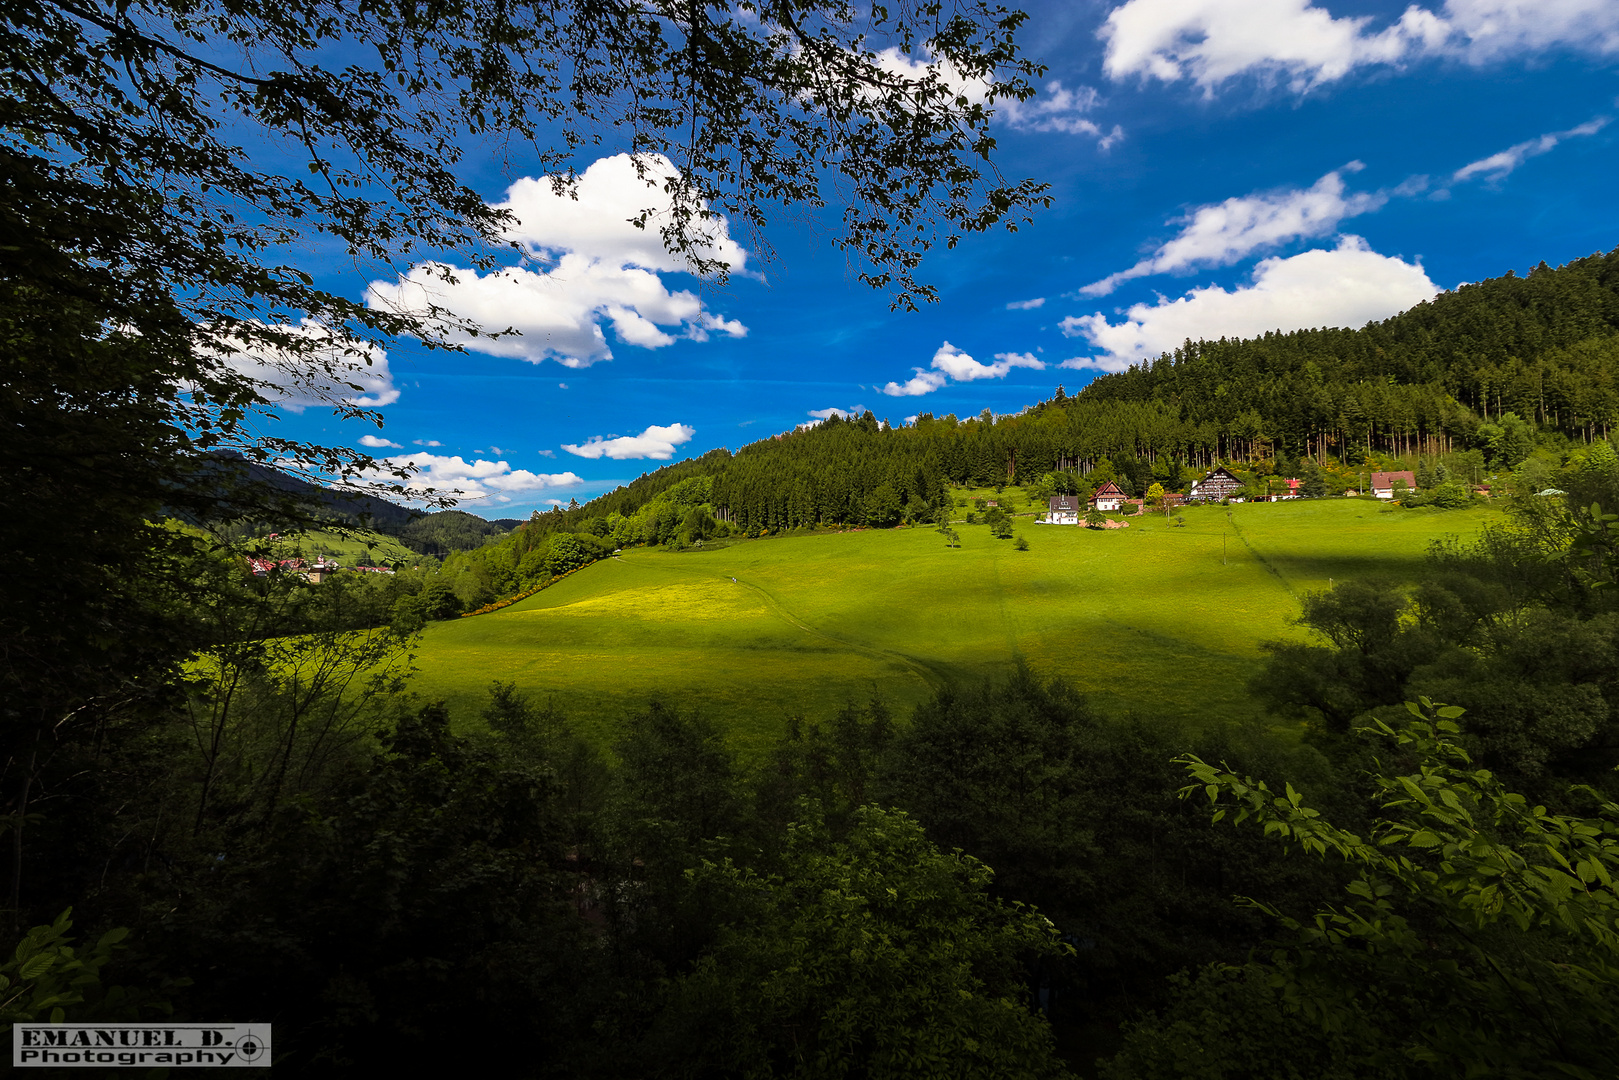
(265, 0, 1619, 518)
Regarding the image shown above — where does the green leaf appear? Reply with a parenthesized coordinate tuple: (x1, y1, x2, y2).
(18, 953, 56, 981)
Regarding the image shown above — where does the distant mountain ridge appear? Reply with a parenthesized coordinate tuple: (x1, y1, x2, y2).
(195, 453, 519, 553)
(201, 451, 422, 530)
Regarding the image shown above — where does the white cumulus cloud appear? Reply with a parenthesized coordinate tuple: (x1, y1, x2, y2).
(358, 434, 402, 449)
(934, 344, 1046, 381)
(1060, 237, 1439, 371)
(1001, 82, 1124, 146)
(1101, 0, 1444, 91)
(1098, 0, 1619, 94)
(1007, 297, 1046, 310)
(798, 405, 868, 431)
(1083, 166, 1386, 295)
(211, 320, 400, 414)
(873, 49, 1122, 146)
(882, 342, 1043, 396)
(367, 154, 746, 368)
(1452, 117, 1610, 182)
(367, 454, 583, 504)
(368, 257, 745, 368)
(1443, 0, 1619, 62)
(881, 370, 950, 397)
(562, 422, 696, 460)
(497, 154, 748, 275)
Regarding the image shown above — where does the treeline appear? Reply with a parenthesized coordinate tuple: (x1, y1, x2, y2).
(1082, 249, 1619, 457)
(493, 248, 1619, 545)
(394, 508, 521, 557)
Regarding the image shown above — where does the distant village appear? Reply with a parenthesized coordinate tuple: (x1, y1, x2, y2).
(1038, 466, 1435, 525)
(247, 555, 399, 581)
(246, 533, 400, 582)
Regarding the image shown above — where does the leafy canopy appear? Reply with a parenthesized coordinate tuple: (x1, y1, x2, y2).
(1132, 701, 1619, 1078)
(6, 0, 1050, 492)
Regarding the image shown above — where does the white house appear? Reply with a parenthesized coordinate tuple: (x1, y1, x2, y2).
(1370, 470, 1417, 500)
(1188, 466, 1245, 502)
(1091, 481, 1127, 512)
(1044, 494, 1083, 524)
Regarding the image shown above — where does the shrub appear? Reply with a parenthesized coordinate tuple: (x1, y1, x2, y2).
(1429, 482, 1473, 509)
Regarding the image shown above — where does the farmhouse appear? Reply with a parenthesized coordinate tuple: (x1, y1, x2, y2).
(1188, 466, 1244, 503)
(1262, 477, 1302, 501)
(1370, 471, 1418, 500)
(306, 557, 342, 583)
(1044, 494, 1083, 525)
(1091, 481, 1127, 512)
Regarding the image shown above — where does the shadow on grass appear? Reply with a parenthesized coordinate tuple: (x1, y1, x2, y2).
(1258, 552, 1430, 578)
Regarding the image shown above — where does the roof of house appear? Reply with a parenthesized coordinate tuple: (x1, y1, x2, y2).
(1048, 494, 1082, 512)
(1092, 481, 1125, 499)
(1370, 471, 1417, 489)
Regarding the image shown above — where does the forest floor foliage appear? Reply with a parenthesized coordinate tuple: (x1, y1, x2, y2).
(409, 499, 1504, 757)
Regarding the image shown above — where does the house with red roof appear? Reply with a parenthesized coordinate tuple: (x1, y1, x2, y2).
(1090, 481, 1127, 512)
(1371, 471, 1417, 500)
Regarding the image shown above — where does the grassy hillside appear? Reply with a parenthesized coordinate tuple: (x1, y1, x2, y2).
(408, 499, 1503, 757)
(269, 528, 418, 566)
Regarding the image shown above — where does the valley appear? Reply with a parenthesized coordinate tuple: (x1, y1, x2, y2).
(409, 498, 1503, 756)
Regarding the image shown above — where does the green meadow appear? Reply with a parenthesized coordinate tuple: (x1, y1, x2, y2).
(409, 499, 1504, 757)
(272, 528, 416, 567)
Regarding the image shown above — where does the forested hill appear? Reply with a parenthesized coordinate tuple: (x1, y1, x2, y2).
(513, 246, 1619, 540)
(1080, 246, 1619, 452)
